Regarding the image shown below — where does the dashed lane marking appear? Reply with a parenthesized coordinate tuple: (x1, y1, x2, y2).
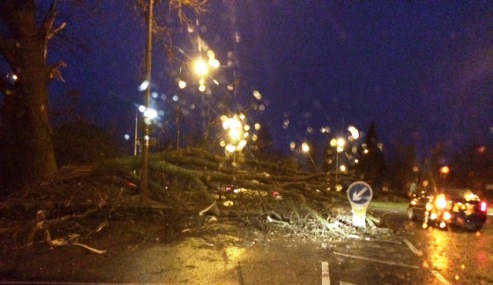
(430, 270, 452, 285)
(322, 261, 357, 285)
(401, 237, 424, 256)
(321, 261, 330, 285)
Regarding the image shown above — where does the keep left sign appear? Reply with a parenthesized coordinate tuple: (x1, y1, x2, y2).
(347, 181, 373, 227)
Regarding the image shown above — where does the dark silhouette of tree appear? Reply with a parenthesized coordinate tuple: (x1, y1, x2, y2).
(356, 122, 386, 196)
(249, 124, 273, 160)
(449, 144, 493, 191)
(386, 144, 419, 196)
(53, 121, 119, 167)
(423, 142, 446, 188)
(0, 0, 66, 187)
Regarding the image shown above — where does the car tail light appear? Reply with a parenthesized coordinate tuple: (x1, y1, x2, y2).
(480, 201, 487, 212)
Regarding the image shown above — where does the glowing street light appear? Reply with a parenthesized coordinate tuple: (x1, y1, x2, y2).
(301, 142, 310, 153)
(178, 79, 187, 89)
(329, 137, 346, 185)
(348, 125, 359, 140)
(440, 165, 450, 185)
(191, 53, 220, 135)
(193, 58, 209, 77)
(440, 166, 450, 175)
(140, 105, 158, 122)
(221, 114, 248, 153)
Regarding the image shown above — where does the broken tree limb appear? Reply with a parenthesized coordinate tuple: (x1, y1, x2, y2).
(72, 242, 107, 255)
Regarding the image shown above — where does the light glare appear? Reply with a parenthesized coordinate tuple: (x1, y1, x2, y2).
(139, 80, 149, 91)
(193, 58, 209, 76)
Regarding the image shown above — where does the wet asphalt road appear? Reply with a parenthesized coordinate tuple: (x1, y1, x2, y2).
(2, 209, 492, 284)
(318, 210, 493, 285)
(229, 210, 493, 285)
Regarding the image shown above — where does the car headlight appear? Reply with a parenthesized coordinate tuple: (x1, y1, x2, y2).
(430, 212, 437, 220)
(443, 211, 451, 221)
(426, 202, 433, 211)
(435, 194, 448, 209)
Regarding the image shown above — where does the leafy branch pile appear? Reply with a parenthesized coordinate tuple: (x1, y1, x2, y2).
(0, 148, 390, 254)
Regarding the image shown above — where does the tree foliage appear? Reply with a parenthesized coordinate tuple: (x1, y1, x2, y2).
(449, 144, 493, 190)
(53, 121, 119, 167)
(356, 122, 386, 195)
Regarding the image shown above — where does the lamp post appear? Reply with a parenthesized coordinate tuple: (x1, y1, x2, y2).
(176, 79, 186, 150)
(301, 142, 315, 170)
(330, 137, 345, 184)
(140, 0, 154, 208)
(192, 54, 220, 138)
(440, 166, 450, 186)
(133, 109, 138, 156)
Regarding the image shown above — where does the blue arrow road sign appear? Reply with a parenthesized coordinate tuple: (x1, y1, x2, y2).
(347, 181, 373, 205)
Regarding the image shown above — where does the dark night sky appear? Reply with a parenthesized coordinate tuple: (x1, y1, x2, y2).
(46, 1, 493, 160)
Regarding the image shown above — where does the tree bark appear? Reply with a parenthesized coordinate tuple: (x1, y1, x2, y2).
(0, 0, 64, 186)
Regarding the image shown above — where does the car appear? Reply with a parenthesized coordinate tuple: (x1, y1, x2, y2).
(408, 187, 488, 231)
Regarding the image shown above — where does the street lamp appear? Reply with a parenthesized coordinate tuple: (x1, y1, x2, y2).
(193, 58, 209, 77)
(191, 54, 220, 136)
(440, 166, 450, 186)
(175, 78, 187, 150)
(329, 137, 345, 186)
(330, 137, 345, 172)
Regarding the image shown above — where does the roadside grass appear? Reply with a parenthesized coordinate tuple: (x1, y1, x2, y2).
(368, 201, 408, 212)
(368, 201, 493, 216)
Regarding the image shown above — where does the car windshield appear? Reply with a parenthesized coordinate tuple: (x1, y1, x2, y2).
(1, 1, 493, 285)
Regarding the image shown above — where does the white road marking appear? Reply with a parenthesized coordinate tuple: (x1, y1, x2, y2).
(401, 237, 423, 256)
(321, 261, 330, 285)
(322, 261, 357, 285)
(333, 251, 420, 269)
(430, 270, 452, 285)
(352, 187, 368, 201)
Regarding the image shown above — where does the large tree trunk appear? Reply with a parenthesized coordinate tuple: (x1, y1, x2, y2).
(0, 0, 65, 186)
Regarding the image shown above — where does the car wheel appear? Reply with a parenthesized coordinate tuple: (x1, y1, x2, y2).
(407, 207, 416, 221)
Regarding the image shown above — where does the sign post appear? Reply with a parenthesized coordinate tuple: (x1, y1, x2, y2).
(347, 181, 373, 228)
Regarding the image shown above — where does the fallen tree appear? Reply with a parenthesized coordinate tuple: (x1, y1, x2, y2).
(0, 147, 390, 252)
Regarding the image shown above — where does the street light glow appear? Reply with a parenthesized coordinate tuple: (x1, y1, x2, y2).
(178, 80, 187, 89)
(193, 58, 209, 77)
(138, 80, 149, 91)
(302, 142, 310, 153)
(208, 58, 220, 69)
(330, 137, 345, 152)
(144, 108, 158, 119)
(139, 105, 158, 124)
(221, 114, 248, 152)
(348, 125, 359, 139)
(440, 166, 450, 174)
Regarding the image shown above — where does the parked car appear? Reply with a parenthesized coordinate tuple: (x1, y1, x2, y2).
(408, 187, 488, 231)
